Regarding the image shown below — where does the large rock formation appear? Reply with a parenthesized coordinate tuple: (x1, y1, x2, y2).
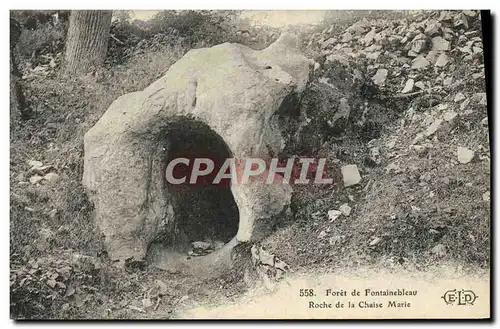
(83, 33, 311, 263)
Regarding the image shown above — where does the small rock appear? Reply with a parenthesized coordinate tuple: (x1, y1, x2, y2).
(454, 92, 466, 103)
(482, 191, 490, 202)
(213, 240, 224, 250)
(411, 55, 430, 69)
(370, 146, 381, 164)
(438, 11, 453, 22)
(369, 237, 382, 246)
(48, 209, 58, 219)
(473, 93, 487, 106)
(435, 53, 449, 67)
(481, 117, 488, 126)
(29, 175, 44, 185)
(28, 160, 43, 169)
(431, 244, 447, 257)
(415, 81, 426, 89)
(371, 68, 388, 86)
(443, 76, 453, 86)
(339, 203, 352, 216)
(328, 236, 342, 246)
(407, 50, 418, 57)
(401, 79, 415, 93)
(327, 209, 342, 222)
(460, 98, 471, 111)
(425, 119, 443, 137)
(321, 37, 337, 49)
(363, 28, 376, 46)
(192, 241, 212, 250)
(317, 230, 327, 239)
(463, 10, 477, 17)
(431, 36, 450, 51)
(341, 164, 362, 187)
(410, 39, 428, 53)
(443, 110, 458, 122)
(342, 32, 353, 43)
(142, 297, 154, 309)
(457, 147, 474, 164)
(43, 172, 60, 183)
(454, 12, 469, 29)
(424, 20, 441, 36)
(412, 145, 428, 156)
(385, 162, 402, 174)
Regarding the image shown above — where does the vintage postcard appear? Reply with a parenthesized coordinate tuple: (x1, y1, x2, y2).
(10, 9, 491, 320)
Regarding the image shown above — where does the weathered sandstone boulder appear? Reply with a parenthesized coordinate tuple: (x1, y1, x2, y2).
(83, 33, 311, 263)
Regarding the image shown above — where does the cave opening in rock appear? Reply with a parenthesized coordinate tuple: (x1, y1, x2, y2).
(163, 118, 239, 255)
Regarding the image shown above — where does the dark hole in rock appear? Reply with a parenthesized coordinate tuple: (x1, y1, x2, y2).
(163, 118, 239, 255)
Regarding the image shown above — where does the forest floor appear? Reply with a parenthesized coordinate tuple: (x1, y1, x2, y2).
(10, 10, 490, 319)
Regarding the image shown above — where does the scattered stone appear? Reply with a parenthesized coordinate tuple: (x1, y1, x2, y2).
(213, 240, 224, 250)
(317, 230, 327, 239)
(443, 110, 458, 122)
(410, 38, 428, 53)
(431, 36, 450, 51)
(454, 92, 466, 103)
(28, 160, 43, 169)
(370, 146, 381, 164)
(424, 20, 441, 36)
(328, 236, 342, 246)
(192, 241, 212, 250)
(411, 55, 430, 69)
(339, 203, 352, 216)
(438, 11, 453, 22)
(385, 162, 402, 174)
(341, 164, 362, 187)
(460, 98, 471, 111)
(415, 81, 426, 89)
(43, 172, 60, 183)
(327, 209, 342, 222)
(431, 244, 447, 257)
(443, 76, 453, 86)
(454, 12, 469, 29)
(407, 50, 418, 57)
(29, 165, 55, 175)
(424, 119, 443, 137)
(481, 117, 488, 126)
(473, 92, 487, 106)
(29, 175, 44, 185)
(363, 28, 376, 46)
(426, 50, 440, 65)
(412, 145, 428, 156)
(342, 31, 353, 43)
(321, 37, 337, 49)
(457, 147, 474, 164)
(369, 237, 382, 246)
(463, 10, 477, 17)
(371, 68, 388, 86)
(482, 191, 490, 202)
(401, 79, 414, 93)
(386, 140, 396, 149)
(48, 209, 58, 219)
(435, 53, 449, 67)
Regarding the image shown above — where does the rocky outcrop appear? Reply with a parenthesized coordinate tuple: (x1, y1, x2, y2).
(83, 33, 311, 262)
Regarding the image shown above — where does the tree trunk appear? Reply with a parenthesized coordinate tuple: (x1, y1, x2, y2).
(10, 17, 29, 121)
(64, 10, 112, 74)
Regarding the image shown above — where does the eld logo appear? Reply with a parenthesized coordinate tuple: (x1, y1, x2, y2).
(441, 289, 478, 306)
